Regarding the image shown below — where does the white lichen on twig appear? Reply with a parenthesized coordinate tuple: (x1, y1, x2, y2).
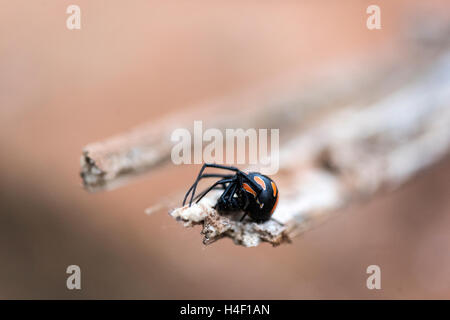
(169, 195, 292, 247)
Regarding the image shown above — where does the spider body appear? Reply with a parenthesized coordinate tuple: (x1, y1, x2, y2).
(183, 163, 279, 223)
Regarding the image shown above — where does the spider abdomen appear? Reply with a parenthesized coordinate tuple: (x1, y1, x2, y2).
(243, 173, 279, 222)
(183, 163, 279, 223)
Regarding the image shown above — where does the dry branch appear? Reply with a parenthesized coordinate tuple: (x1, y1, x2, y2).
(169, 49, 450, 247)
(81, 19, 450, 247)
(80, 50, 407, 191)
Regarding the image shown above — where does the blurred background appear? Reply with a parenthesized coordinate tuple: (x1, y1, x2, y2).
(0, 0, 449, 299)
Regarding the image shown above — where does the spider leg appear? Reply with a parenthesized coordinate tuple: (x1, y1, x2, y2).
(216, 178, 238, 209)
(183, 173, 233, 206)
(187, 163, 242, 206)
(225, 174, 245, 209)
(240, 212, 249, 222)
(215, 173, 247, 220)
(193, 178, 234, 205)
(225, 182, 238, 203)
(198, 163, 241, 172)
(238, 174, 259, 222)
(201, 179, 236, 207)
(270, 217, 285, 226)
(199, 164, 262, 191)
(238, 190, 253, 222)
(192, 184, 226, 202)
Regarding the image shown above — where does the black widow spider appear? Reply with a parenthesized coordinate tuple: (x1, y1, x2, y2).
(183, 163, 279, 223)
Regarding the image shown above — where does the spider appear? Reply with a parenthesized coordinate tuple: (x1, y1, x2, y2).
(183, 163, 279, 223)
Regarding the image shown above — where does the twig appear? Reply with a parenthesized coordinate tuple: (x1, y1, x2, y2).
(80, 49, 407, 191)
(169, 49, 450, 247)
(81, 19, 450, 247)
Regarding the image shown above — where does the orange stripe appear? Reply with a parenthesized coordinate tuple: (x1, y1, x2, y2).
(254, 176, 266, 190)
(271, 182, 277, 197)
(243, 183, 256, 197)
(270, 195, 279, 215)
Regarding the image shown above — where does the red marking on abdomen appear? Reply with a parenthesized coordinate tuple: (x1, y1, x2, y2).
(270, 195, 279, 215)
(271, 182, 277, 197)
(254, 176, 266, 190)
(243, 183, 256, 197)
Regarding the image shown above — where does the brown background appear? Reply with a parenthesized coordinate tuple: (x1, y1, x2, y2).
(0, 0, 449, 298)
